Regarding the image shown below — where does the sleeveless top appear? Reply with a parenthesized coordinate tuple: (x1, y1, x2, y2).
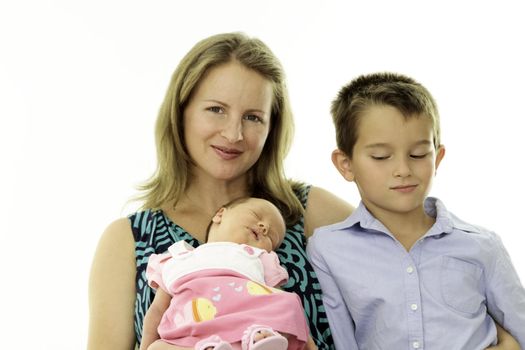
(129, 184, 335, 349)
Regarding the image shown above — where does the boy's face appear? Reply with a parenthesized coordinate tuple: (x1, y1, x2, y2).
(332, 105, 445, 219)
(208, 198, 286, 252)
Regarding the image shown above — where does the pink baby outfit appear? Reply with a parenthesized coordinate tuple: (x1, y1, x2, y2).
(146, 241, 308, 350)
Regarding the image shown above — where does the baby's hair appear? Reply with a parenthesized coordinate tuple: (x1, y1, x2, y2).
(331, 72, 441, 157)
(203, 197, 252, 243)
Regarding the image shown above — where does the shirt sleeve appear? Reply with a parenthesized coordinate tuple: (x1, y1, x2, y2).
(484, 232, 525, 347)
(145, 252, 171, 291)
(259, 251, 289, 287)
(307, 232, 359, 350)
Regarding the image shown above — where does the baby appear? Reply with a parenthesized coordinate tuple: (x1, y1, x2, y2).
(141, 197, 309, 350)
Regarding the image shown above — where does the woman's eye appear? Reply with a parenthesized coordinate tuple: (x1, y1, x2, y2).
(207, 106, 224, 114)
(243, 114, 263, 123)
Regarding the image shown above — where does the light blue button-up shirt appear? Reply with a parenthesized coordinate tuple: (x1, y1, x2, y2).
(307, 197, 525, 349)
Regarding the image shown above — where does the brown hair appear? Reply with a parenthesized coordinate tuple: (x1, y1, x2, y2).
(331, 72, 441, 157)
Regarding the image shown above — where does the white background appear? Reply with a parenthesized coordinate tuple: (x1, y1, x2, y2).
(1, 1, 524, 348)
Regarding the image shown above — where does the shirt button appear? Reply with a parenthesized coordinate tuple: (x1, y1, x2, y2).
(410, 303, 418, 311)
(413, 341, 420, 349)
(406, 266, 414, 274)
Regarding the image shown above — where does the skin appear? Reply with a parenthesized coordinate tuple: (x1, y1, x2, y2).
(183, 61, 273, 184)
(88, 60, 519, 350)
(331, 104, 521, 349)
(332, 105, 445, 250)
(207, 198, 286, 252)
(141, 198, 288, 350)
(160, 61, 277, 244)
(88, 61, 353, 350)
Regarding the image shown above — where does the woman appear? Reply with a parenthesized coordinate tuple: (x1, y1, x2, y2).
(88, 32, 519, 350)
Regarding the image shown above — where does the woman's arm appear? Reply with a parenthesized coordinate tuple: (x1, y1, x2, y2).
(140, 289, 172, 350)
(303, 186, 354, 238)
(486, 324, 521, 350)
(88, 218, 137, 350)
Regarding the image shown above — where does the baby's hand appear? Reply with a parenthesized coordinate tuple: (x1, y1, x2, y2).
(304, 336, 318, 350)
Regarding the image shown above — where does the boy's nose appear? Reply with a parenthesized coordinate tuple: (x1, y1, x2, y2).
(393, 159, 411, 177)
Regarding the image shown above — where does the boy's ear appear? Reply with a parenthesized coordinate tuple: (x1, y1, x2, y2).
(332, 149, 355, 182)
(212, 207, 226, 224)
(435, 145, 446, 172)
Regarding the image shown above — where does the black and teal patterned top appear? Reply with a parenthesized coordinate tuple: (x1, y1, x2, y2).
(129, 184, 334, 349)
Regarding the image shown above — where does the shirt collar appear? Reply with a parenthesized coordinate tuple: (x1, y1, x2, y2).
(340, 197, 459, 237)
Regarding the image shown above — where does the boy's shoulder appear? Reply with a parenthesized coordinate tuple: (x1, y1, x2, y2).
(307, 212, 359, 256)
(314, 216, 354, 234)
(310, 205, 364, 242)
(445, 207, 500, 244)
(448, 211, 489, 234)
(427, 197, 496, 238)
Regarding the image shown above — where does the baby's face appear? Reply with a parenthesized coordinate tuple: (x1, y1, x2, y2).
(208, 198, 286, 252)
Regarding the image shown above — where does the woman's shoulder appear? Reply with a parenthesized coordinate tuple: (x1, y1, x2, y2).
(127, 208, 166, 240)
(290, 181, 311, 208)
(128, 208, 160, 224)
(92, 217, 136, 274)
(303, 186, 355, 238)
(96, 217, 135, 250)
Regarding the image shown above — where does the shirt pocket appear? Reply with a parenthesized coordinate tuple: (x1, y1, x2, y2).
(440, 256, 485, 315)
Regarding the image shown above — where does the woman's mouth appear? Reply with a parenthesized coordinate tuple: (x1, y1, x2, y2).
(212, 145, 242, 160)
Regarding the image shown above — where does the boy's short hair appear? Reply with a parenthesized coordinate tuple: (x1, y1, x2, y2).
(331, 72, 441, 157)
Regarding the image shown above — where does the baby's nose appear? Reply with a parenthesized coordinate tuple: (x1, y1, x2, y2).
(258, 222, 268, 235)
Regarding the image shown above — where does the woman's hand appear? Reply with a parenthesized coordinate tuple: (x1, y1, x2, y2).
(140, 289, 172, 350)
(486, 323, 521, 350)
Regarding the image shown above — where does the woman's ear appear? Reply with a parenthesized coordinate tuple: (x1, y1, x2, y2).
(212, 207, 226, 224)
(332, 149, 355, 182)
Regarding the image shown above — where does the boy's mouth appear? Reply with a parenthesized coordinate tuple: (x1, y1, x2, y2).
(390, 184, 418, 193)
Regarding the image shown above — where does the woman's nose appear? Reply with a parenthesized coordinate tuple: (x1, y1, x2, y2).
(220, 118, 243, 143)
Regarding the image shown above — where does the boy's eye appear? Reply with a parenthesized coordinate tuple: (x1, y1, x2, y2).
(410, 153, 428, 159)
(371, 155, 390, 160)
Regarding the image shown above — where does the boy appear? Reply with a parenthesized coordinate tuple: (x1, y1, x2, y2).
(307, 72, 525, 349)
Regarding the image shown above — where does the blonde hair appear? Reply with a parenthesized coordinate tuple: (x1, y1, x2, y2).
(137, 32, 303, 224)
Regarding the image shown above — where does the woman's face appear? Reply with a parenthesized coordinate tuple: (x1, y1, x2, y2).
(183, 60, 273, 183)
